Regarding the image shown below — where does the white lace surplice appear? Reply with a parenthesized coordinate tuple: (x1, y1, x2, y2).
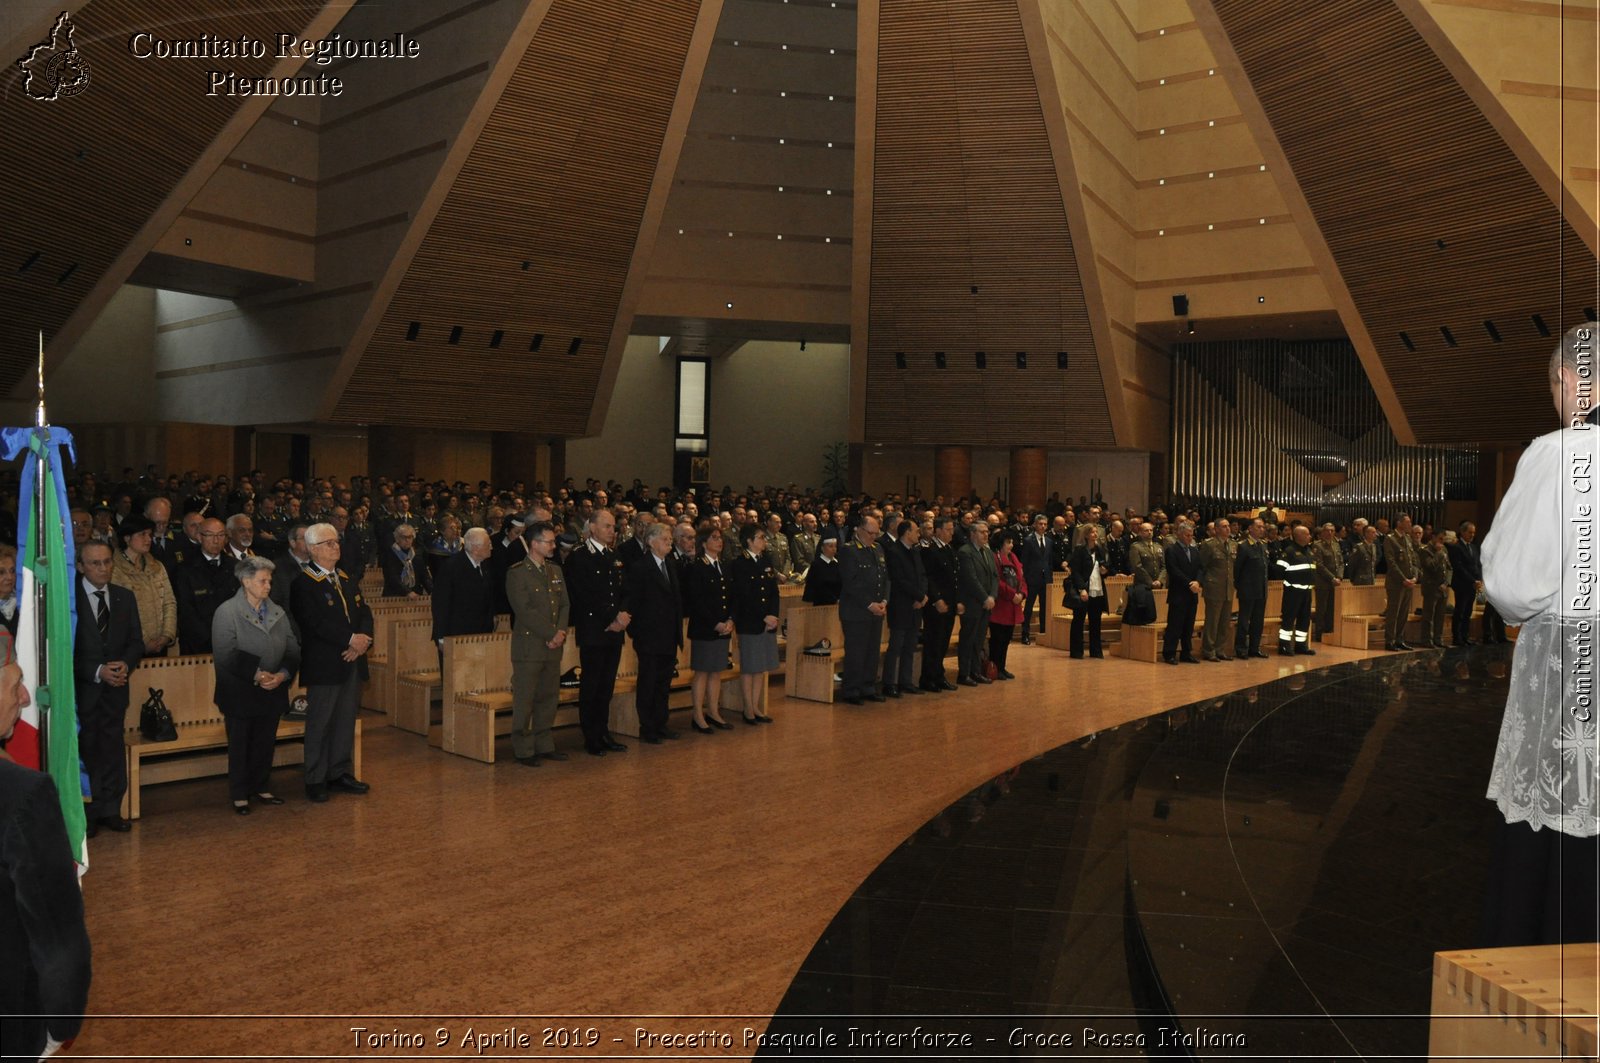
(1481, 424, 1600, 837)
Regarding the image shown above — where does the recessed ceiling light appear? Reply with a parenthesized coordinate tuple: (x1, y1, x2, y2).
(780, 91, 787, 96)
(1159, 78, 1165, 85)
(776, 234, 783, 239)
(778, 185, 784, 191)
(1209, 68, 1215, 75)
(825, 237, 831, 242)
(1259, 218, 1266, 224)
(828, 95, 835, 100)
(779, 138, 785, 144)
(1207, 223, 1214, 230)
(1208, 171, 1214, 178)
(1158, 178, 1165, 185)
(826, 189, 832, 194)
(1159, 128, 1166, 135)
(728, 231, 734, 237)
(1259, 164, 1266, 171)
(1159, 28, 1166, 35)
(677, 228, 683, 234)
(726, 302, 733, 308)
(782, 44, 788, 50)
(1158, 229, 1165, 235)
(1208, 119, 1215, 126)
(827, 142, 833, 147)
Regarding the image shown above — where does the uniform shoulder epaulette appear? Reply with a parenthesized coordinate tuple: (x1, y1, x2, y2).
(336, 568, 351, 580)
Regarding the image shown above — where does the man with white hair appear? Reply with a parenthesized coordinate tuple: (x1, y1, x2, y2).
(431, 527, 497, 649)
(223, 513, 255, 561)
(290, 522, 373, 802)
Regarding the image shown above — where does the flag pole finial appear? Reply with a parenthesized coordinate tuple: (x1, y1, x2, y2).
(36, 330, 45, 429)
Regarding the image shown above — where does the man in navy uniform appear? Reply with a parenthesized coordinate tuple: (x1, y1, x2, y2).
(1016, 514, 1054, 645)
(1233, 518, 1271, 659)
(291, 522, 373, 802)
(563, 509, 631, 757)
(883, 520, 927, 697)
(838, 514, 889, 705)
(918, 517, 960, 692)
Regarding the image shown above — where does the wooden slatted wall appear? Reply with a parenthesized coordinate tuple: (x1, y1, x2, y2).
(0, 0, 333, 394)
(863, 0, 1114, 448)
(1209, 0, 1598, 445)
(332, 0, 703, 433)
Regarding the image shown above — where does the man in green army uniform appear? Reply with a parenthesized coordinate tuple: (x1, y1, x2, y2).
(1128, 522, 1166, 590)
(1198, 519, 1235, 661)
(1417, 529, 1452, 649)
(1311, 523, 1345, 642)
(507, 521, 570, 766)
(1347, 525, 1378, 586)
(1382, 513, 1420, 651)
(764, 512, 794, 583)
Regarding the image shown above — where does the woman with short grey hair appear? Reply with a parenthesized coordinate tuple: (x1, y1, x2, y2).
(212, 555, 300, 815)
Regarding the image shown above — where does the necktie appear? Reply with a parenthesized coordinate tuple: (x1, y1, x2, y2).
(95, 589, 109, 637)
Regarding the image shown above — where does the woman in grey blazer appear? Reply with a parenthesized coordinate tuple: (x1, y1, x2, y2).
(212, 556, 300, 815)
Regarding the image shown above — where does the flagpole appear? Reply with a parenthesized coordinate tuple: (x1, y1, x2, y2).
(34, 331, 49, 771)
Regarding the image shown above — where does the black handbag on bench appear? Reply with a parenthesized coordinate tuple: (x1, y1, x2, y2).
(139, 687, 178, 742)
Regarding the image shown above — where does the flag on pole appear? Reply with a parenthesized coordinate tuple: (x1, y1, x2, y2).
(2, 425, 87, 871)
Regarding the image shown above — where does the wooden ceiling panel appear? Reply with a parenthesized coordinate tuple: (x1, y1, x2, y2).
(864, 0, 1113, 448)
(0, 0, 337, 394)
(1207, 0, 1596, 443)
(333, 0, 704, 432)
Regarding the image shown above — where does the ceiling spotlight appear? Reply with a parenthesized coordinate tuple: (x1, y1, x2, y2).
(779, 138, 785, 144)
(1159, 78, 1165, 85)
(726, 302, 733, 309)
(1207, 223, 1214, 230)
(1258, 296, 1266, 303)
(1208, 120, 1215, 126)
(780, 91, 787, 96)
(1259, 164, 1267, 171)
(778, 185, 784, 191)
(1158, 178, 1165, 185)
(827, 141, 833, 147)
(1258, 218, 1266, 224)
(1159, 128, 1166, 135)
(1208, 68, 1215, 75)
(1158, 229, 1165, 236)
(1208, 171, 1214, 178)
(825, 237, 831, 242)
(1159, 28, 1166, 35)
(677, 228, 684, 234)
(776, 234, 783, 240)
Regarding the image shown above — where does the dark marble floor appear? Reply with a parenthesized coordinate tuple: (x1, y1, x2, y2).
(762, 647, 1516, 1060)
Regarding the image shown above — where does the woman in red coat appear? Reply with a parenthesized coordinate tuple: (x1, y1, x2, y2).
(988, 529, 1028, 680)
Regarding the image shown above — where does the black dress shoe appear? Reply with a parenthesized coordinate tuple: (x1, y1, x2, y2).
(639, 734, 663, 745)
(899, 684, 923, 695)
(918, 682, 941, 693)
(659, 728, 681, 740)
(1281, 646, 1296, 656)
(956, 677, 978, 687)
(85, 820, 99, 838)
(328, 775, 369, 794)
(1179, 655, 1200, 664)
(1021, 636, 1033, 646)
(842, 694, 866, 704)
(691, 720, 714, 734)
(602, 738, 628, 751)
(541, 750, 570, 761)
(101, 815, 133, 832)
(1070, 652, 1083, 660)
(1296, 647, 1316, 655)
(1203, 654, 1219, 662)
(883, 687, 901, 698)
(1397, 642, 1413, 650)
(976, 674, 993, 684)
(233, 802, 251, 816)
(707, 717, 734, 730)
(1089, 652, 1104, 659)
(585, 745, 607, 757)
(743, 712, 762, 724)
(253, 793, 285, 805)
(1217, 654, 1233, 661)
(1162, 657, 1177, 666)
(998, 670, 1015, 680)
(514, 754, 542, 767)
(1251, 650, 1270, 659)
(754, 714, 774, 724)
(867, 693, 887, 702)
(938, 679, 958, 691)
(306, 785, 329, 803)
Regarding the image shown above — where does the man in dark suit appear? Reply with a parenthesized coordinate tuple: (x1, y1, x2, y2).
(838, 515, 889, 705)
(330, 506, 366, 583)
(431, 528, 497, 650)
(1016, 514, 1054, 645)
(956, 521, 998, 685)
(1448, 521, 1483, 646)
(624, 523, 682, 743)
(489, 513, 528, 617)
(172, 516, 235, 654)
(919, 517, 960, 692)
(883, 520, 927, 697)
(73, 541, 144, 835)
(563, 508, 631, 756)
(1233, 518, 1271, 658)
(1161, 521, 1203, 664)
(291, 522, 373, 803)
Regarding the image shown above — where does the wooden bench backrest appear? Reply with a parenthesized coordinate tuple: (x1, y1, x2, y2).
(359, 570, 382, 599)
(443, 632, 514, 700)
(123, 654, 220, 732)
(1336, 583, 1388, 616)
(787, 604, 843, 651)
(369, 599, 432, 658)
(391, 618, 437, 676)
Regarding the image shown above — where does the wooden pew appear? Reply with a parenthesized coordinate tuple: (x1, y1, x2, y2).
(1334, 583, 1391, 648)
(120, 654, 362, 819)
(362, 598, 432, 713)
(785, 603, 845, 703)
(388, 618, 441, 734)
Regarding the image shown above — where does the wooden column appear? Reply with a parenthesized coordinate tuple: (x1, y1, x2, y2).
(492, 432, 545, 493)
(1009, 446, 1046, 512)
(934, 445, 972, 500)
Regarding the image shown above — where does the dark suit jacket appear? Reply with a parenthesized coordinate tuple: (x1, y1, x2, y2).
(0, 761, 91, 1058)
(73, 582, 143, 720)
(1163, 540, 1203, 602)
(430, 552, 496, 642)
(625, 554, 683, 655)
(684, 557, 734, 641)
(1016, 532, 1055, 589)
(1447, 539, 1482, 590)
(172, 554, 237, 654)
(379, 546, 433, 597)
(728, 552, 780, 636)
(885, 540, 927, 630)
(957, 543, 998, 607)
(289, 566, 374, 686)
(922, 540, 959, 614)
(1067, 544, 1109, 604)
(1234, 538, 1270, 600)
(489, 535, 527, 616)
(565, 543, 627, 648)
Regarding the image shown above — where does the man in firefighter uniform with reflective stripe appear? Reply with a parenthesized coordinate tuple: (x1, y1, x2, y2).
(1275, 524, 1317, 656)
